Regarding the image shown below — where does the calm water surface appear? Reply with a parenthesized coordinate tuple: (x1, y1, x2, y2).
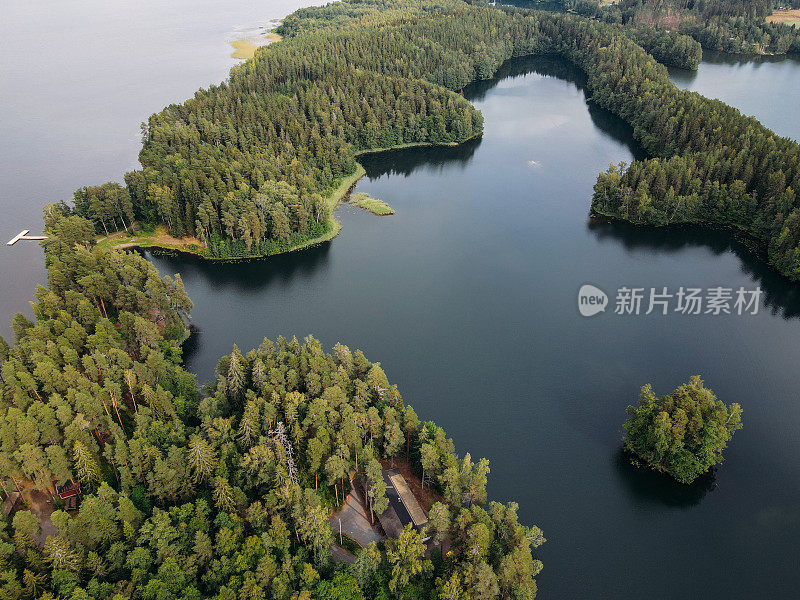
(669, 50, 800, 141)
(3, 10, 800, 599)
(0, 0, 316, 341)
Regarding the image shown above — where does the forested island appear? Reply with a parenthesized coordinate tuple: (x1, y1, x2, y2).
(0, 210, 544, 599)
(623, 377, 742, 484)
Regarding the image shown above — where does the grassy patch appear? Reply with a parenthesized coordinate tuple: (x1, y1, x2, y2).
(350, 192, 394, 215)
(95, 226, 206, 256)
(230, 32, 282, 60)
(766, 9, 800, 26)
(94, 230, 135, 251)
(337, 534, 363, 556)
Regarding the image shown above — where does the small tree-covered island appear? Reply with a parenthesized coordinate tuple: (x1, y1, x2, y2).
(623, 377, 743, 484)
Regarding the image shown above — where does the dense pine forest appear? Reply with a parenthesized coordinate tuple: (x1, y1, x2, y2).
(566, 0, 800, 55)
(62, 0, 800, 280)
(5, 0, 800, 597)
(0, 210, 544, 599)
(57, 0, 708, 257)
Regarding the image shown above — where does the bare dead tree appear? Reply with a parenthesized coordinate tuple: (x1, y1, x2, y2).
(269, 422, 298, 485)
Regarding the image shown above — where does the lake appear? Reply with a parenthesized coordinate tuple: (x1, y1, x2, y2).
(0, 0, 317, 342)
(669, 50, 800, 142)
(3, 5, 800, 599)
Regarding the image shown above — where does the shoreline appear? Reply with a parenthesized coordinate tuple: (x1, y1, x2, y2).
(589, 207, 770, 265)
(230, 32, 282, 60)
(230, 17, 285, 60)
(133, 165, 366, 262)
(105, 136, 482, 262)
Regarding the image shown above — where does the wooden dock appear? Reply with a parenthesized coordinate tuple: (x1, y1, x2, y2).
(6, 230, 47, 246)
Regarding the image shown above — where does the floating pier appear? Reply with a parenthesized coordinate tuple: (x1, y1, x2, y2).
(6, 230, 47, 246)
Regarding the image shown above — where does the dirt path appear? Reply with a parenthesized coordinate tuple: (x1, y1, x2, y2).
(148, 230, 204, 248)
(97, 225, 205, 252)
(6, 484, 57, 547)
(329, 484, 384, 548)
(29, 489, 57, 546)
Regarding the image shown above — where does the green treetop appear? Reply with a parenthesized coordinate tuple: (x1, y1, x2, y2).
(623, 376, 742, 483)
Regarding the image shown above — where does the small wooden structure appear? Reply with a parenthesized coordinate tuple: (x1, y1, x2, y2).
(56, 481, 81, 511)
(7, 230, 47, 246)
(388, 471, 428, 529)
(376, 468, 428, 538)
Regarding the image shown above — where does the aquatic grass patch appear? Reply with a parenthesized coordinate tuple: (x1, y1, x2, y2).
(350, 192, 394, 215)
(230, 33, 281, 59)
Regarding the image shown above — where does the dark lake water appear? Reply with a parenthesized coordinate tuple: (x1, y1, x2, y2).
(3, 6, 800, 598)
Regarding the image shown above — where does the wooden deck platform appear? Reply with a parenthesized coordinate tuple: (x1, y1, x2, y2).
(7, 230, 47, 246)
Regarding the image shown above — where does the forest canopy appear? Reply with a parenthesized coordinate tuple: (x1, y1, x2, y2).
(0, 209, 544, 599)
(566, 0, 800, 55)
(622, 376, 742, 484)
(57, 0, 800, 283)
